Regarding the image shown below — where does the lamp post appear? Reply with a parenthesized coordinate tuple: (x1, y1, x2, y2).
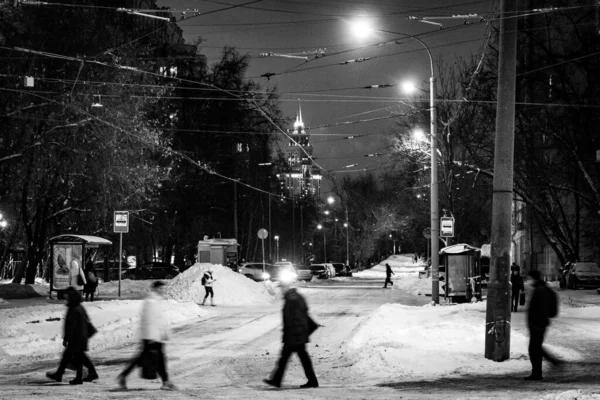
(348, 21, 439, 303)
(317, 224, 326, 262)
(327, 196, 350, 266)
(274, 235, 279, 262)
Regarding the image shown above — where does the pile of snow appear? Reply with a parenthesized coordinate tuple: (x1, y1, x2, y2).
(342, 302, 582, 381)
(0, 298, 212, 362)
(165, 263, 275, 305)
(539, 390, 599, 400)
(394, 273, 444, 296)
(354, 254, 423, 279)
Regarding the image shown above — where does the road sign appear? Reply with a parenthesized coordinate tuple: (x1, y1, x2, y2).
(257, 228, 268, 239)
(440, 216, 454, 237)
(114, 211, 129, 233)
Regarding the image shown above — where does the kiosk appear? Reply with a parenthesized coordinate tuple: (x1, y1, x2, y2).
(439, 243, 482, 303)
(196, 237, 239, 270)
(48, 235, 112, 299)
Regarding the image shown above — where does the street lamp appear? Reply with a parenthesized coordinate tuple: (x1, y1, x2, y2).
(327, 196, 350, 266)
(317, 224, 326, 262)
(0, 213, 7, 229)
(274, 235, 279, 261)
(349, 21, 439, 303)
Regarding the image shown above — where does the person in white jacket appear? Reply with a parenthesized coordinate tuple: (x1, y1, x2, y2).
(117, 281, 176, 390)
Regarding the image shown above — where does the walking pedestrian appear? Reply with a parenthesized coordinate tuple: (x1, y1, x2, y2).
(263, 282, 319, 389)
(525, 270, 562, 381)
(201, 267, 216, 306)
(510, 268, 524, 312)
(117, 281, 176, 390)
(383, 263, 395, 288)
(46, 287, 98, 384)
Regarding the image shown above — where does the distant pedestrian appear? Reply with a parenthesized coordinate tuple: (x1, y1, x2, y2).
(263, 282, 319, 389)
(383, 263, 395, 288)
(525, 270, 562, 381)
(83, 259, 98, 302)
(46, 287, 98, 385)
(201, 267, 216, 306)
(510, 269, 525, 312)
(117, 281, 176, 391)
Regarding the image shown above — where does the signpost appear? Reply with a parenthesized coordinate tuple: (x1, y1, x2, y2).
(257, 228, 268, 274)
(114, 211, 129, 297)
(440, 216, 455, 238)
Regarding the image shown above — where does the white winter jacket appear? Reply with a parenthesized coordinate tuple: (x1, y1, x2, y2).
(139, 291, 169, 342)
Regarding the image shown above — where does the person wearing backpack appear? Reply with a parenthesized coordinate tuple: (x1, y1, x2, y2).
(525, 269, 562, 381)
(201, 268, 216, 306)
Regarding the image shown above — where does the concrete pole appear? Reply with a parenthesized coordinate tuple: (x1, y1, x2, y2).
(485, 0, 518, 361)
(430, 74, 440, 304)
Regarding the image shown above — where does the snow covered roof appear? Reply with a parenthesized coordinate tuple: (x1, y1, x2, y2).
(197, 238, 238, 247)
(439, 243, 480, 255)
(48, 234, 112, 246)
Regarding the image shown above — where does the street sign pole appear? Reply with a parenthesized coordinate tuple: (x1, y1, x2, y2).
(257, 229, 268, 274)
(114, 211, 129, 298)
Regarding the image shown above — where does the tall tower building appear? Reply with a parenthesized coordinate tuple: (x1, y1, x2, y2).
(277, 100, 321, 200)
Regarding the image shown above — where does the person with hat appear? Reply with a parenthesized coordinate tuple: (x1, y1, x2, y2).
(46, 287, 98, 384)
(117, 281, 176, 390)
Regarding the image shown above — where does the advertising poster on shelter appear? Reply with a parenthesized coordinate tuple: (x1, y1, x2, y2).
(52, 243, 83, 291)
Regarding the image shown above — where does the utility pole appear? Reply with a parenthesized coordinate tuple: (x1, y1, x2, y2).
(268, 194, 272, 261)
(485, 0, 518, 361)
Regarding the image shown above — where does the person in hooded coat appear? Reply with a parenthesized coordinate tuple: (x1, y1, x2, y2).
(263, 282, 319, 389)
(46, 287, 98, 384)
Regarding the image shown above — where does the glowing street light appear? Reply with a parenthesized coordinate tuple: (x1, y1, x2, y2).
(317, 224, 326, 262)
(349, 20, 440, 303)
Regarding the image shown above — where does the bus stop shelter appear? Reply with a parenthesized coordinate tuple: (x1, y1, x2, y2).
(439, 243, 482, 303)
(48, 235, 112, 299)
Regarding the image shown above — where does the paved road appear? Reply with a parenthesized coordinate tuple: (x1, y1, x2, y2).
(1, 279, 599, 400)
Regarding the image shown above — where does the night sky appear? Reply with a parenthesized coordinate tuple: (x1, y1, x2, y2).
(157, 0, 492, 195)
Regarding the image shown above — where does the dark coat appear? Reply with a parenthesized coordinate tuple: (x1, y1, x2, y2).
(282, 288, 311, 346)
(510, 274, 524, 292)
(385, 264, 394, 277)
(63, 290, 90, 351)
(527, 280, 550, 330)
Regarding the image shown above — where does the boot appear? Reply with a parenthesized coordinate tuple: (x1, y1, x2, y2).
(46, 371, 62, 382)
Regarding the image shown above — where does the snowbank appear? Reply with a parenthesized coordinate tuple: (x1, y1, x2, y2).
(342, 302, 582, 381)
(0, 298, 213, 362)
(354, 254, 423, 279)
(165, 263, 275, 305)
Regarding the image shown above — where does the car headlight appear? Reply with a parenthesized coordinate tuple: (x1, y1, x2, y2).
(279, 270, 297, 283)
(261, 272, 270, 280)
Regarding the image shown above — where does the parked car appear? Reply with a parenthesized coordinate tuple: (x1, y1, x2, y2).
(239, 262, 273, 281)
(565, 262, 600, 289)
(309, 263, 335, 279)
(331, 262, 352, 277)
(122, 262, 180, 280)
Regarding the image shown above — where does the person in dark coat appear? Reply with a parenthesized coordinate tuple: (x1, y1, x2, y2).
(525, 270, 561, 381)
(510, 269, 525, 312)
(263, 282, 319, 389)
(83, 259, 98, 302)
(383, 263, 395, 288)
(46, 287, 98, 385)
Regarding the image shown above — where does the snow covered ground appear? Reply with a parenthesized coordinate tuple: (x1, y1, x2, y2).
(1, 256, 600, 399)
